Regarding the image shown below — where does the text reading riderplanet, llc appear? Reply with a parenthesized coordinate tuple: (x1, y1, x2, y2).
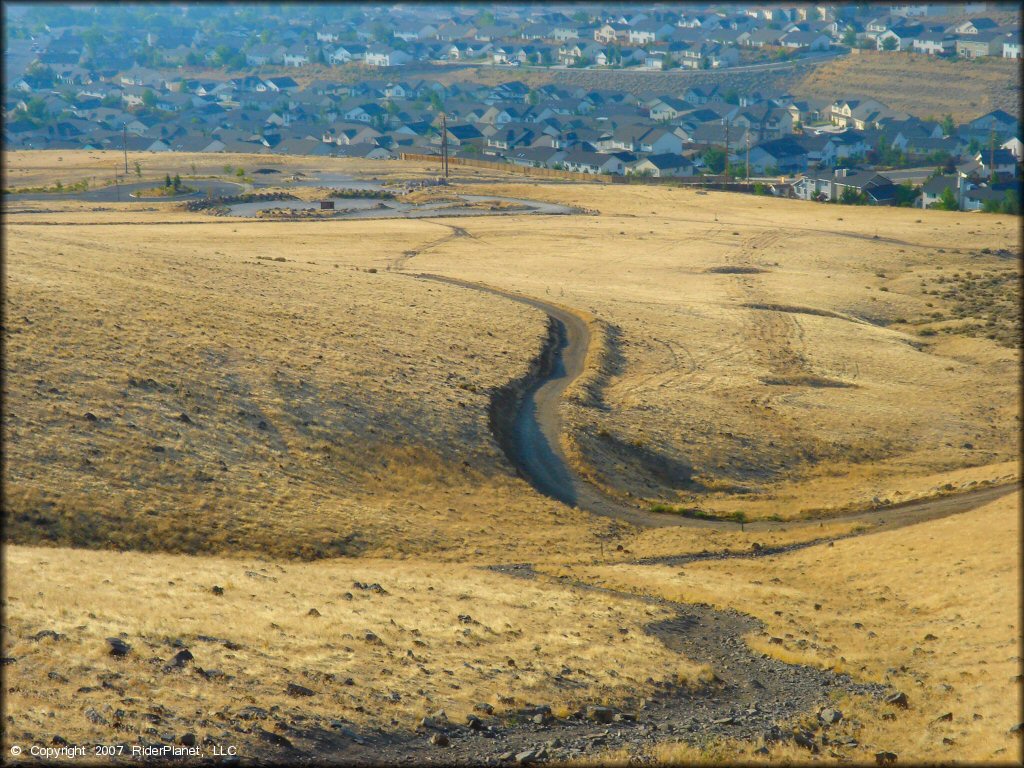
(11, 744, 239, 758)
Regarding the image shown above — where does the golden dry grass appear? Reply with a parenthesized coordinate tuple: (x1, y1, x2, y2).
(2, 546, 699, 752)
(3, 152, 1021, 761)
(361, 178, 1020, 519)
(542, 490, 1021, 764)
(795, 50, 1022, 123)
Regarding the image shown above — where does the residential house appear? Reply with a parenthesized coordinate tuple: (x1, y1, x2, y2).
(794, 168, 898, 203)
(780, 31, 831, 50)
(246, 44, 285, 67)
(748, 136, 809, 173)
(956, 31, 1003, 58)
(911, 26, 956, 55)
(364, 48, 412, 67)
(329, 44, 367, 64)
(951, 18, 998, 35)
(629, 152, 695, 177)
(283, 45, 310, 67)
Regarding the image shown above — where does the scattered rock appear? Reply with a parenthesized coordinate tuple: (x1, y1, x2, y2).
(307, 608, 321, 617)
(585, 705, 616, 724)
(875, 751, 898, 765)
(819, 707, 843, 725)
(166, 649, 194, 669)
(85, 708, 108, 725)
(1008, 723, 1023, 734)
(286, 682, 316, 697)
(924, 633, 938, 641)
(885, 691, 909, 708)
(515, 748, 541, 764)
(177, 412, 193, 424)
(258, 729, 293, 749)
(429, 732, 449, 747)
(364, 632, 383, 645)
(107, 638, 132, 657)
(474, 703, 494, 715)
(933, 712, 953, 723)
(180, 734, 196, 747)
(211, 586, 224, 596)
(794, 729, 819, 753)
(83, 412, 98, 422)
(32, 630, 65, 642)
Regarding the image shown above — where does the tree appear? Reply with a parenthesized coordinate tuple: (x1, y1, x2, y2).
(840, 186, 867, 205)
(893, 181, 920, 207)
(940, 114, 956, 137)
(134, 161, 141, 178)
(842, 27, 857, 47)
(172, 173, 181, 190)
(428, 90, 444, 112)
(937, 186, 958, 211)
(164, 173, 172, 188)
(141, 89, 157, 108)
(702, 146, 727, 173)
(881, 36, 898, 51)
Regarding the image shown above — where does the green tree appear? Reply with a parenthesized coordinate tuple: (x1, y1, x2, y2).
(940, 114, 956, 137)
(937, 186, 958, 211)
(428, 90, 444, 112)
(134, 161, 141, 178)
(172, 173, 181, 190)
(842, 27, 857, 47)
(164, 173, 172, 188)
(840, 186, 867, 205)
(702, 146, 727, 173)
(881, 36, 899, 51)
(141, 88, 157, 108)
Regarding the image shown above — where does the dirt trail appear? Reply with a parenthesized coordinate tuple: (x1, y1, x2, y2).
(410, 272, 1019, 534)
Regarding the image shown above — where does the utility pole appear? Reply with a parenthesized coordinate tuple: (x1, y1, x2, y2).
(746, 132, 751, 181)
(122, 124, 128, 175)
(723, 118, 730, 187)
(440, 112, 449, 178)
(989, 128, 995, 183)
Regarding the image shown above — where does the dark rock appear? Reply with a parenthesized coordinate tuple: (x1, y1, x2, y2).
(85, 708, 108, 725)
(177, 412, 193, 423)
(84, 412, 98, 422)
(885, 691, 909, 708)
(166, 649, 194, 669)
(1, 657, 17, 665)
(794, 729, 819, 753)
(258, 729, 293, 749)
(1008, 723, 1023, 734)
(307, 608, 321, 617)
(237, 706, 269, 720)
(48, 671, 69, 683)
(933, 712, 953, 722)
(474, 703, 494, 715)
(107, 638, 132, 657)
(33, 630, 65, 642)
(875, 751, 898, 765)
(211, 586, 224, 596)
(613, 712, 636, 722)
(466, 715, 485, 731)
(180, 734, 196, 747)
(286, 682, 316, 697)
(429, 732, 450, 747)
(52, 736, 68, 746)
(585, 705, 616, 724)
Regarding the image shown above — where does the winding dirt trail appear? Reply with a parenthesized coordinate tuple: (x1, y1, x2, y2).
(410, 272, 1018, 533)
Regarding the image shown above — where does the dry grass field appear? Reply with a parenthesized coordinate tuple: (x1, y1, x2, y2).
(3, 546, 699, 753)
(549, 490, 1021, 764)
(795, 50, 1022, 123)
(376, 179, 1020, 519)
(3, 152, 1020, 761)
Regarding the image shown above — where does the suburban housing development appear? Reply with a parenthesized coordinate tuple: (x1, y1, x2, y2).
(5, 3, 1021, 211)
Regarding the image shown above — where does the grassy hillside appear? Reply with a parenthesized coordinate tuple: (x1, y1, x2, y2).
(794, 50, 1022, 123)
